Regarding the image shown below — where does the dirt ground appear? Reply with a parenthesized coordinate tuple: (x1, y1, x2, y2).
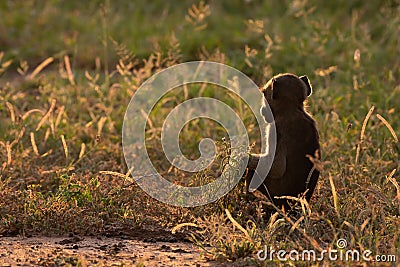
(0, 234, 225, 267)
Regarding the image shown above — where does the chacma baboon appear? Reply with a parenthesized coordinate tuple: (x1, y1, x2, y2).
(246, 73, 320, 210)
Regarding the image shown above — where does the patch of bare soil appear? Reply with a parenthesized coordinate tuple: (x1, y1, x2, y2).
(0, 235, 224, 266)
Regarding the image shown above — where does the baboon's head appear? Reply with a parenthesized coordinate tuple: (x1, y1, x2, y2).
(260, 73, 312, 121)
(262, 73, 312, 103)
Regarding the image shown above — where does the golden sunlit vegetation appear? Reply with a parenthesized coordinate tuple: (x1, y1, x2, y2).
(0, 0, 399, 265)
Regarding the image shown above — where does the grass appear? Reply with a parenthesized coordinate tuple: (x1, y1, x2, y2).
(0, 0, 399, 266)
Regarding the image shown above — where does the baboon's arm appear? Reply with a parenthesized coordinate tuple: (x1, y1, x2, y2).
(247, 144, 286, 179)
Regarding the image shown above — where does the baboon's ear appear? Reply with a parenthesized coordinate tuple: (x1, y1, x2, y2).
(300, 75, 312, 96)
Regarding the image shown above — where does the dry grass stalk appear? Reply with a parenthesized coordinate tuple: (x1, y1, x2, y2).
(79, 143, 86, 159)
(289, 215, 304, 235)
(6, 141, 12, 166)
(60, 134, 68, 159)
(355, 105, 375, 164)
(64, 55, 75, 85)
(376, 114, 398, 142)
(99, 170, 130, 179)
(29, 57, 54, 79)
(225, 209, 251, 240)
(329, 175, 340, 218)
(22, 109, 45, 120)
(97, 116, 107, 136)
(386, 169, 399, 210)
(30, 132, 39, 156)
(5, 102, 15, 123)
(55, 106, 65, 129)
(171, 223, 199, 234)
(36, 99, 57, 131)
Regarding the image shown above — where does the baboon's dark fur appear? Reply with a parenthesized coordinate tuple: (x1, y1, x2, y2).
(247, 73, 320, 210)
